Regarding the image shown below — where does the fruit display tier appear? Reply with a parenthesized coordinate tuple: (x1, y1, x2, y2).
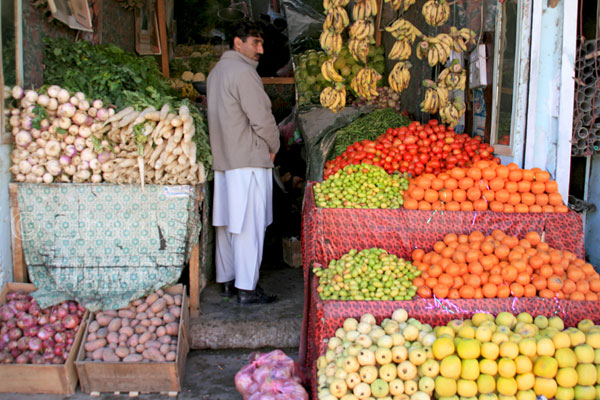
(299, 181, 587, 384)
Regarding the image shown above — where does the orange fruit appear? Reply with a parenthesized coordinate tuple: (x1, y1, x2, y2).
(535, 193, 549, 206)
(416, 175, 432, 189)
(424, 189, 439, 203)
(570, 291, 585, 300)
(459, 177, 475, 190)
(508, 193, 521, 206)
(514, 204, 529, 213)
(548, 192, 563, 206)
(459, 285, 475, 299)
(517, 180, 532, 193)
(547, 275, 563, 292)
(473, 199, 488, 211)
(554, 204, 569, 212)
(450, 167, 466, 180)
(410, 186, 425, 201)
(446, 201, 461, 211)
(404, 198, 419, 209)
(482, 190, 496, 202)
(545, 180, 558, 193)
(523, 284, 537, 297)
(482, 167, 497, 180)
(460, 201, 474, 211)
(529, 204, 542, 213)
(521, 169, 535, 181)
(531, 181, 546, 194)
(444, 177, 459, 191)
(497, 284, 510, 298)
(467, 167, 482, 181)
(453, 189, 467, 203)
(525, 231, 541, 246)
(496, 165, 510, 179)
(535, 171, 551, 182)
(520, 192, 536, 206)
(489, 177, 505, 191)
(510, 283, 524, 297)
(431, 177, 445, 190)
(508, 169, 523, 182)
(412, 248, 425, 262)
(433, 285, 449, 298)
(466, 187, 482, 201)
(482, 283, 498, 298)
(505, 181, 518, 193)
(495, 189, 510, 203)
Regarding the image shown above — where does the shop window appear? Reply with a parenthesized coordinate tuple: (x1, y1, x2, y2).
(490, 0, 519, 155)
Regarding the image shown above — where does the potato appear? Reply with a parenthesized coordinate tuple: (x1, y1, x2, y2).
(145, 293, 159, 305)
(139, 332, 152, 344)
(156, 310, 166, 318)
(160, 343, 170, 355)
(131, 299, 144, 307)
(150, 298, 166, 314)
(96, 327, 108, 338)
(156, 289, 164, 296)
(156, 326, 166, 337)
(165, 322, 179, 336)
(151, 317, 163, 326)
(102, 348, 120, 362)
(134, 325, 146, 334)
(159, 335, 172, 344)
(130, 319, 139, 328)
(135, 312, 148, 321)
(140, 318, 151, 327)
(162, 313, 176, 324)
(119, 326, 134, 337)
(106, 332, 120, 344)
(136, 303, 149, 313)
(145, 340, 161, 349)
(145, 310, 155, 318)
(127, 334, 139, 348)
(123, 354, 143, 363)
(104, 310, 118, 317)
(88, 320, 100, 333)
(118, 333, 128, 343)
(135, 344, 145, 353)
(121, 318, 130, 327)
(118, 309, 135, 319)
(109, 342, 117, 350)
(115, 346, 130, 359)
(143, 348, 165, 362)
(165, 351, 177, 361)
(169, 344, 177, 351)
(96, 313, 112, 326)
(169, 306, 181, 318)
(163, 294, 174, 305)
(148, 325, 157, 333)
(92, 347, 105, 361)
(108, 318, 122, 332)
(174, 295, 182, 306)
(87, 333, 97, 341)
(84, 338, 107, 352)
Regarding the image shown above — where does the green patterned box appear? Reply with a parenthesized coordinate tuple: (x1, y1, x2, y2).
(16, 183, 201, 311)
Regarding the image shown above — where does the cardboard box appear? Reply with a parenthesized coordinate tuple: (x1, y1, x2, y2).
(75, 285, 190, 395)
(282, 237, 302, 268)
(0, 282, 87, 394)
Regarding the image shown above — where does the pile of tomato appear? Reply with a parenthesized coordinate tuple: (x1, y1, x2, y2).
(324, 120, 498, 179)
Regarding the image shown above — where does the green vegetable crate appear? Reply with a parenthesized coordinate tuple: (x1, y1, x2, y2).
(0, 282, 88, 395)
(74, 285, 190, 396)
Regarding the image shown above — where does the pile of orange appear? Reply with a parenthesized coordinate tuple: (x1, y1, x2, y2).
(402, 160, 569, 213)
(411, 230, 600, 301)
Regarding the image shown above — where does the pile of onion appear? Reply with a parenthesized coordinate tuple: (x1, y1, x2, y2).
(0, 290, 86, 364)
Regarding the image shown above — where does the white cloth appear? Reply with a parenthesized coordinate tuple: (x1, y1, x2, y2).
(213, 168, 273, 290)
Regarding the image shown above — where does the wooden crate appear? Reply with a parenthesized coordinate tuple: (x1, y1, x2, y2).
(0, 282, 87, 394)
(75, 285, 190, 395)
(282, 237, 302, 268)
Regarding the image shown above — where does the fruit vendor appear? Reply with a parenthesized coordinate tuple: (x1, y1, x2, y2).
(207, 21, 280, 305)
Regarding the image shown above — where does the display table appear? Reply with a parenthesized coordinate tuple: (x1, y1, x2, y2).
(300, 181, 586, 369)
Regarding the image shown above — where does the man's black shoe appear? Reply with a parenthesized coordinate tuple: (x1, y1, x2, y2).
(237, 288, 278, 305)
(220, 280, 237, 298)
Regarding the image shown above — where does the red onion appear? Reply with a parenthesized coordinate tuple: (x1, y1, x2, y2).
(23, 325, 39, 337)
(68, 302, 78, 314)
(56, 305, 69, 319)
(6, 319, 17, 330)
(28, 337, 42, 352)
(15, 353, 29, 364)
(28, 303, 41, 316)
(43, 347, 54, 360)
(37, 325, 54, 341)
(54, 331, 67, 343)
(53, 343, 65, 357)
(49, 315, 57, 323)
(37, 314, 49, 325)
(30, 354, 44, 364)
(0, 332, 9, 349)
(0, 305, 15, 321)
(0, 352, 14, 364)
(52, 321, 64, 332)
(8, 327, 22, 341)
(51, 355, 64, 364)
(17, 336, 30, 351)
(12, 300, 26, 312)
(10, 348, 21, 358)
(16, 313, 35, 329)
(63, 314, 79, 330)
(7, 340, 19, 351)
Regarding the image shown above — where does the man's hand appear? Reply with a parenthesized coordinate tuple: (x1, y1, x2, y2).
(270, 153, 276, 162)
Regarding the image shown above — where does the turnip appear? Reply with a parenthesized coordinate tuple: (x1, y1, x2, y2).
(15, 130, 32, 147)
(11, 86, 24, 100)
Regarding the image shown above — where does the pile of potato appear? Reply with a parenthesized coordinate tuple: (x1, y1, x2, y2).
(83, 289, 182, 363)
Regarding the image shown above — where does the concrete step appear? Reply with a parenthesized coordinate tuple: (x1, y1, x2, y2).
(190, 265, 304, 350)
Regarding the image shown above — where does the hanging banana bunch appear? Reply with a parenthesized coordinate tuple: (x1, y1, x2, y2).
(422, 0, 450, 27)
(450, 26, 477, 53)
(350, 68, 381, 100)
(321, 6, 350, 56)
(320, 83, 347, 113)
(348, 0, 377, 64)
(351, 0, 377, 20)
(421, 80, 442, 114)
(439, 97, 466, 127)
(385, 0, 417, 12)
(416, 33, 453, 67)
(321, 58, 345, 83)
(388, 61, 412, 93)
(385, 19, 422, 60)
(323, 0, 350, 11)
(437, 61, 467, 90)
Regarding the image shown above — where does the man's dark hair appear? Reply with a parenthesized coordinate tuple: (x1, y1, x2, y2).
(228, 21, 264, 49)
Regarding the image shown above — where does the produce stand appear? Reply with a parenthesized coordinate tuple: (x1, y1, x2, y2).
(8, 183, 204, 316)
(75, 284, 189, 396)
(299, 181, 586, 367)
(0, 282, 88, 395)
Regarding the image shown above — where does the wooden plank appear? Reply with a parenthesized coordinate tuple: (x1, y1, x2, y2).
(188, 243, 199, 317)
(157, 0, 170, 78)
(15, 0, 23, 86)
(0, 283, 87, 394)
(9, 184, 27, 283)
(261, 77, 294, 85)
(375, 0, 383, 47)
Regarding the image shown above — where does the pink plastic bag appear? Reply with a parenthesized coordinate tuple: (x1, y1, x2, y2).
(235, 350, 308, 400)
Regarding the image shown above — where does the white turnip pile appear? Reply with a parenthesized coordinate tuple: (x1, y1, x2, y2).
(7, 85, 206, 185)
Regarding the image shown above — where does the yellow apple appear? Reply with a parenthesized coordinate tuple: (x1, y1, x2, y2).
(548, 316, 565, 331)
(473, 312, 495, 327)
(567, 327, 587, 346)
(518, 338, 537, 357)
(329, 378, 348, 398)
(432, 336, 455, 360)
(345, 372, 361, 389)
(448, 319, 466, 333)
(555, 386, 575, 400)
(533, 377, 558, 398)
(457, 378, 478, 397)
(396, 360, 417, 380)
(516, 372, 535, 391)
(515, 389, 537, 400)
(378, 363, 397, 382)
(370, 378, 389, 398)
(534, 315, 549, 330)
(492, 332, 510, 346)
(498, 357, 517, 378)
(517, 312, 533, 324)
(533, 355, 558, 378)
(461, 358, 480, 380)
(556, 367, 578, 388)
(553, 331, 571, 349)
(477, 373, 496, 394)
(555, 347, 578, 368)
(575, 344, 596, 364)
(418, 375, 435, 394)
(587, 332, 600, 349)
(391, 345, 408, 363)
(536, 337, 555, 357)
(481, 341, 500, 360)
(496, 312, 518, 329)
(476, 326, 494, 343)
(480, 358, 499, 376)
(359, 365, 378, 384)
(420, 358, 439, 378)
(387, 378, 404, 395)
(440, 354, 462, 379)
(403, 379, 418, 395)
(458, 325, 476, 339)
(500, 341, 520, 359)
(479, 394, 500, 400)
(407, 347, 427, 366)
(577, 363, 598, 386)
(456, 338, 481, 359)
(343, 356, 360, 373)
(515, 355, 533, 374)
(352, 381, 371, 399)
(497, 376, 518, 396)
(435, 376, 457, 397)
(578, 319, 596, 333)
(574, 384, 597, 400)
(436, 326, 456, 338)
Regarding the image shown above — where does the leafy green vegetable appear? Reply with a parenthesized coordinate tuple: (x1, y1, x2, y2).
(31, 105, 49, 130)
(329, 109, 411, 160)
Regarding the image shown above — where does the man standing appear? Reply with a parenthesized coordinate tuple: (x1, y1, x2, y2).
(207, 21, 280, 305)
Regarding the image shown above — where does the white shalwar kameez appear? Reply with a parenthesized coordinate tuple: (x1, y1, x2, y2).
(213, 168, 273, 291)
